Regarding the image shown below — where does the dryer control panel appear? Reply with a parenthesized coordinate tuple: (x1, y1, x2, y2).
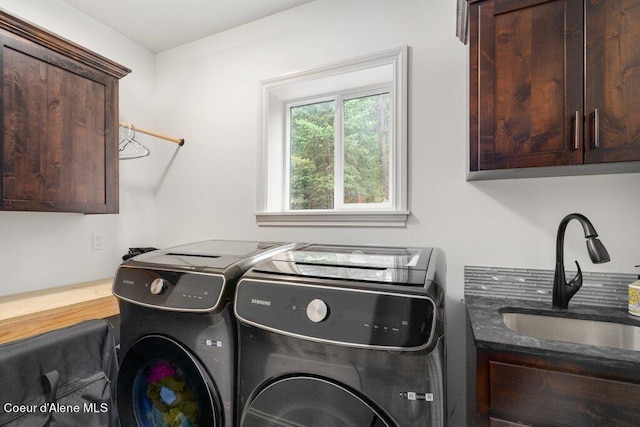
(113, 266, 225, 312)
(235, 279, 437, 351)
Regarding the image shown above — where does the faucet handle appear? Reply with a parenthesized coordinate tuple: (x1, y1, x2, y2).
(568, 260, 583, 288)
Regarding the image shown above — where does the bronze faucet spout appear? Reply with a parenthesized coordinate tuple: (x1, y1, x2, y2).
(552, 213, 610, 309)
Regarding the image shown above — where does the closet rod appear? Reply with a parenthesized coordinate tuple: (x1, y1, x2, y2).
(119, 122, 185, 146)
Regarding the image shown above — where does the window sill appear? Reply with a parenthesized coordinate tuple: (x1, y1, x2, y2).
(255, 210, 410, 227)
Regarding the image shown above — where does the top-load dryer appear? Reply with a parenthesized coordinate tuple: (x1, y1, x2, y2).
(112, 240, 294, 427)
(234, 244, 446, 426)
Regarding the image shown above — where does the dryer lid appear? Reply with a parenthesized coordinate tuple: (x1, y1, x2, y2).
(253, 244, 432, 286)
(129, 240, 291, 271)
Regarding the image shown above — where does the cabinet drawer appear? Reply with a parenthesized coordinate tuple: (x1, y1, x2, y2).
(490, 361, 640, 426)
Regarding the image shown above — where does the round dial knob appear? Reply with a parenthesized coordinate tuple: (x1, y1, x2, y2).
(150, 278, 167, 295)
(306, 299, 328, 323)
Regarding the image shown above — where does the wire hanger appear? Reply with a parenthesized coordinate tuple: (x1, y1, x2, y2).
(119, 123, 150, 160)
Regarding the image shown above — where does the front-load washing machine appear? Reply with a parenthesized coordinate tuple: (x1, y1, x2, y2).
(112, 240, 294, 427)
(234, 244, 446, 426)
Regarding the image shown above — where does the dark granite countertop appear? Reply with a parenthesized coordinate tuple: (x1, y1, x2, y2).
(466, 295, 640, 370)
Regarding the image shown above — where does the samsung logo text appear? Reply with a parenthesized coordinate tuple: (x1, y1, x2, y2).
(251, 298, 271, 306)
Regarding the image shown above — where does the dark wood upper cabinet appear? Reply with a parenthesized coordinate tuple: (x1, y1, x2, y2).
(585, 0, 640, 164)
(468, 0, 640, 179)
(0, 11, 130, 213)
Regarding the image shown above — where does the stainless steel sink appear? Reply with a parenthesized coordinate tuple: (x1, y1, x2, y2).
(501, 311, 640, 351)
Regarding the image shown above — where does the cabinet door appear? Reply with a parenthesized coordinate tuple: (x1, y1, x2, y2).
(470, 0, 584, 171)
(1, 34, 118, 213)
(585, 0, 640, 163)
(476, 350, 640, 426)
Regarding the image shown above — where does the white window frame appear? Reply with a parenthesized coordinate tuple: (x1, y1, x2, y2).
(256, 46, 409, 227)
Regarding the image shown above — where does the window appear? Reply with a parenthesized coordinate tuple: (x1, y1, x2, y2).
(256, 47, 408, 227)
(289, 90, 391, 211)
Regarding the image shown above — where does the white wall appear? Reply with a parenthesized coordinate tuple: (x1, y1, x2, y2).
(0, 0, 159, 293)
(0, 0, 638, 424)
(152, 0, 640, 424)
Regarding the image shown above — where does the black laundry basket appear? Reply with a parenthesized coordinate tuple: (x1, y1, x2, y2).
(0, 319, 119, 426)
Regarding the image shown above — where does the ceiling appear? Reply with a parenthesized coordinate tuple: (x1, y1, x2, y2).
(59, 0, 315, 53)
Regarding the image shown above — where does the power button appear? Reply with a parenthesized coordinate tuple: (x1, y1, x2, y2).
(150, 278, 167, 295)
(306, 299, 328, 323)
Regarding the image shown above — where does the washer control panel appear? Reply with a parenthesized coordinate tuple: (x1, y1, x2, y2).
(235, 279, 437, 349)
(113, 266, 224, 311)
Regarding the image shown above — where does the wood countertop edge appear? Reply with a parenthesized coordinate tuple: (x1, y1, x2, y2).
(0, 278, 119, 345)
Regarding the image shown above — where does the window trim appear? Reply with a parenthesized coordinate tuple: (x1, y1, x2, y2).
(256, 46, 409, 227)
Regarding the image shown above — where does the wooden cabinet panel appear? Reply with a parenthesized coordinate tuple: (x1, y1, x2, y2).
(472, 0, 583, 171)
(0, 11, 129, 213)
(3, 46, 108, 209)
(479, 0, 582, 169)
(493, 1, 564, 157)
(585, 0, 640, 163)
(490, 360, 640, 426)
(469, 0, 640, 177)
(475, 350, 640, 427)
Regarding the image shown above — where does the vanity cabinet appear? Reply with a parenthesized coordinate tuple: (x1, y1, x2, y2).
(0, 11, 130, 213)
(475, 349, 640, 426)
(468, 0, 640, 179)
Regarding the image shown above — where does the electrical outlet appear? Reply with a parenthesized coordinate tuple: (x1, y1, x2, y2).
(92, 233, 104, 251)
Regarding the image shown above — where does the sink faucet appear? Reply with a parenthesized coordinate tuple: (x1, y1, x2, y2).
(553, 213, 610, 309)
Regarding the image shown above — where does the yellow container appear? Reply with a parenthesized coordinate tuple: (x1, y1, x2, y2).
(629, 283, 640, 317)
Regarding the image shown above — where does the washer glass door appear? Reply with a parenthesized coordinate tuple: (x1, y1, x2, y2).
(118, 335, 220, 427)
(241, 376, 392, 427)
